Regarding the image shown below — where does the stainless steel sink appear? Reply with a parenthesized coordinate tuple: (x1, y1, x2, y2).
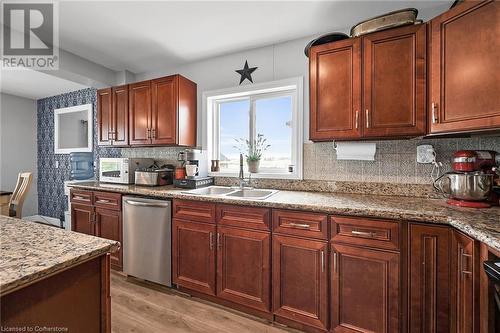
(225, 189, 278, 200)
(182, 186, 235, 196)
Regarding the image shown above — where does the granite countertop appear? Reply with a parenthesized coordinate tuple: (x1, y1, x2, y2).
(0, 216, 120, 295)
(70, 182, 500, 252)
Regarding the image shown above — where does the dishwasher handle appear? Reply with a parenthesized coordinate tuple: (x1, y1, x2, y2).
(124, 199, 170, 208)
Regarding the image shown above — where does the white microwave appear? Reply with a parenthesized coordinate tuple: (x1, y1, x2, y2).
(99, 158, 153, 184)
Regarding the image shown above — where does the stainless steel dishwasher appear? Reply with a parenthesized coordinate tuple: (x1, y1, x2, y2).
(122, 196, 171, 286)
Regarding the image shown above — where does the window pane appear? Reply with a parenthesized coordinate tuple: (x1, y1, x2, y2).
(255, 95, 292, 172)
(219, 99, 249, 171)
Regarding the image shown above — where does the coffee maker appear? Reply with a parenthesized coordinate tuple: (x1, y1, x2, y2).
(434, 150, 500, 208)
(174, 149, 214, 189)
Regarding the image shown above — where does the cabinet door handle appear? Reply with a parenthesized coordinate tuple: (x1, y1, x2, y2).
(351, 230, 375, 238)
(355, 110, 359, 129)
(432, 103, 438, 124)
(151, 128, 156, 139)
(209, 232, 214, 250)
(333, 251, 338, 273)
(321, 250, 325, 272)
(365, 109, 370, 128)
(288, 222, 311, 229)
(146, 128, 151, 139)
(217, 232, 221, 249)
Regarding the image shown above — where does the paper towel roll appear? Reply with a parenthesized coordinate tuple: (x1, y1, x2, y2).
(334, 141, 376, 161)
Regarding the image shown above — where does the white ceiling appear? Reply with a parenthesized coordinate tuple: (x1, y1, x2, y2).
(0, 68, 87, 100)
(60, 0, 452, 74)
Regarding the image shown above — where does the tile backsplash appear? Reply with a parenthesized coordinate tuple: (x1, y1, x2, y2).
(303, 137, 499, 184)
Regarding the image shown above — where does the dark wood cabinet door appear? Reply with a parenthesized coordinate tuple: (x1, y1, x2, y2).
(95, 208, 122, 270)
(429, 0, 500, 134)
(97, 88, 112, 146)
(172, 219, 216, 295)
(128, 81, 152, 145)
(363, 24, 426, 137)
(309, 38, 362, 141)
(217, 226, 271, 313)
(273, 235, 328, 330)
(451, 230, 477, 333)
(71, 204, 94, 236)
(111, 85, 129, 146)
(151, 76, 177, 145)
(409, 224, 450, 333)
(330, 243, 400, 333)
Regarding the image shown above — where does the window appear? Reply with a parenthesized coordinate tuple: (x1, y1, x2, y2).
(204, 77, 303, 179)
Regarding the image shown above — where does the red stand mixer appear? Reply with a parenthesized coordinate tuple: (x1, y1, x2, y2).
(434, 150, 500, 208)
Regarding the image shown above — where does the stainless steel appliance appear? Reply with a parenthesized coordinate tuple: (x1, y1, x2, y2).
(434, 150, 499, 208)
(135, 165, 174, 186)
(122, 196, 171, 286)
(99, 158, 153, 184)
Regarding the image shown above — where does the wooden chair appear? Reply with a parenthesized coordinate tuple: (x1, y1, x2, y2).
(9, 172, 33, 218)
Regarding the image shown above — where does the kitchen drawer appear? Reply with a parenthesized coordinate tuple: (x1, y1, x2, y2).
(331, 216, 400, 251)
(173, 200, 216, 224)
(216, 204, 270, 231)
(70, 190, 93, 205)
(93, 191, 122, 211)
(272, 210, 328, 240)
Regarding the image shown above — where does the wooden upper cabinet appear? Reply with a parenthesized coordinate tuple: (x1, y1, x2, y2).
(273, 235, 328, 331)
(310, 38, 362, 141)
(128, 80, 152, 145)
(331, 243, 400, 333)
(429, 0, 500, 134)
(450, 230, 477, 333)
(151, 76, 177, 145)
(216, 226, 271, 313)
(97, 88, 112, 146)
(111, 85, 129, 146)
(363, 24, 426, 137)
(409, 224, 451, 333)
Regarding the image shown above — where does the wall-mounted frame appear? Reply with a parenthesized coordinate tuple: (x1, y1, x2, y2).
(54, 103, 93, 154)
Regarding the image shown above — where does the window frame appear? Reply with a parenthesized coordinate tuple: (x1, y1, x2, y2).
(203, 77, 303, 180)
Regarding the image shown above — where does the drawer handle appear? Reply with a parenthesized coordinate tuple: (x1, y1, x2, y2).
(96, 199, 112, 204)
(73, 196, 87, 200)
(351, 230, 375, 238)
(288, 222, 311, 229)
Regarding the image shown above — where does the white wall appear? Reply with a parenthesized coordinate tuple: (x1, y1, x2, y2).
(0, 93, 38, 217)
(136, 35, 314, 144)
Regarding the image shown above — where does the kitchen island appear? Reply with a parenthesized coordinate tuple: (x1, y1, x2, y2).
(0, 216, 119, 332)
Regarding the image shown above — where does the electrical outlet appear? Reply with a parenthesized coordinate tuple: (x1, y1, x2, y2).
(417, 145, 436, 164)
(55, 160, 59, 168)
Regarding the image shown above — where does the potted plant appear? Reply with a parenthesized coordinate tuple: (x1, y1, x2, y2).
(234, 134, 270, 173)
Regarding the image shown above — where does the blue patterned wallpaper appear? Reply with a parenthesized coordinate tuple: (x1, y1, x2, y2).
(37, 88, 121, 219)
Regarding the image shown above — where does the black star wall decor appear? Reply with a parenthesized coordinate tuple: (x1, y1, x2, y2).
(235, 60, 258, 84)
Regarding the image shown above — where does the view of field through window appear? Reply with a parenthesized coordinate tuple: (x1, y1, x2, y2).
(218, 95, 292, 173)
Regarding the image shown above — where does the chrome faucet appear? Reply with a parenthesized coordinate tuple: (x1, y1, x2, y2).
(238, 154, 252, 189)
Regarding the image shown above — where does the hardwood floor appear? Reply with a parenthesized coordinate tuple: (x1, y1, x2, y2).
(111, 272, 293, 333)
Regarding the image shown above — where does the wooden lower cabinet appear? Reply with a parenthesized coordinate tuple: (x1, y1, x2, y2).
(330, 243, 400, 332)
(172, 218, 216, 295)
(216, 226, 271, 312)
(450, 230, 478, 333)
(273, 234, 328, 331)
(71, 203, 94, 235)
(409, 224, 451, 333)
(95, 207, 123, 270)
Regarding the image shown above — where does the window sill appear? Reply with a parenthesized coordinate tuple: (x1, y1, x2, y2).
(208, 171, 302, 180)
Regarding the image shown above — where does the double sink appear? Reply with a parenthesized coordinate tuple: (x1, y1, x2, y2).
(182, 186, 278, 200)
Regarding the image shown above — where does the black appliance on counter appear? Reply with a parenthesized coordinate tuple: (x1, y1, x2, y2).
(174, 176, 214, 189)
